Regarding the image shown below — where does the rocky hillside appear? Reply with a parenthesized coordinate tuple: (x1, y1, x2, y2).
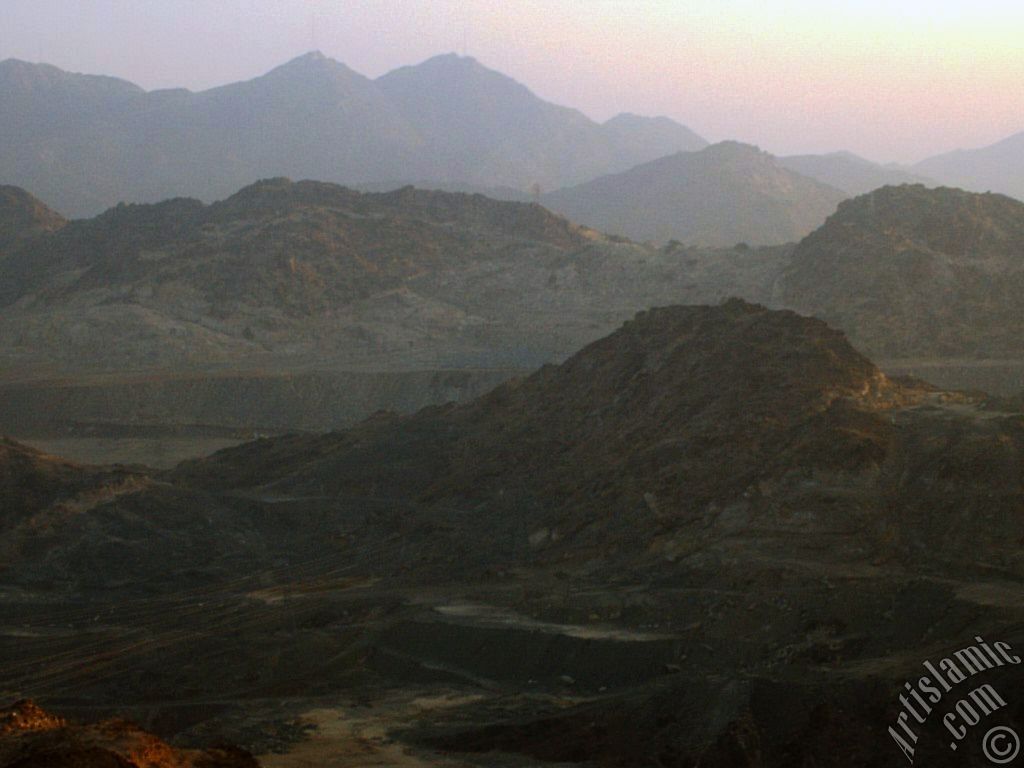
(780, 184, 1024, 357)
(0, 438, 145, 535)
(543, 142, 848, 246)
(0, 179, 794, 372)
(0, 700, 256, 767)
(176, 301, 910, 563)
(0, 53, 706, 218)
(0, 185, 64, 253)
(4, 304, 1024, 766)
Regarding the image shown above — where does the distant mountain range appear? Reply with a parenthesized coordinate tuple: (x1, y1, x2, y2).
(543, 142, 848, 246)
(778, 151, 933, 196)
(913, 131, 1024, 202)
(0, 53, 707, 218)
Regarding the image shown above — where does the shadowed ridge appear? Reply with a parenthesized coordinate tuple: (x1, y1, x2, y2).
(175, 301, 906, 544)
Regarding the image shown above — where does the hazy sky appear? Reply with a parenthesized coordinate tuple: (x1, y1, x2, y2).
(3, 0, 1023, 163)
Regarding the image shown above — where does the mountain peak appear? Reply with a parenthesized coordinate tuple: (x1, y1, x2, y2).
(699, 140, 767, 160)
(544, 140, 844, 246)
(782, 184, 1024, 356)
(377, 52, 527, 93)
(262, 50, 362, 81)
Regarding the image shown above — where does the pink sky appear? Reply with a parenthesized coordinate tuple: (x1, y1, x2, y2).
(3, 0, 1022, 163)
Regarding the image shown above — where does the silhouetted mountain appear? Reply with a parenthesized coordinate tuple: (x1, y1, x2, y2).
(376, 54, 706, 191)
(780, 184, 1024, 356)
(543, 142, 847, 246)
(177, 300, 904, 542)
(0, 53, 706, 217)
(913, 131, 1024, 201)
(779, 151, 933, 195)
(600, 112, 708, 162)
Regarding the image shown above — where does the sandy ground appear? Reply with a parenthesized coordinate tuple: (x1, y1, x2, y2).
(257, 692, 487, 768)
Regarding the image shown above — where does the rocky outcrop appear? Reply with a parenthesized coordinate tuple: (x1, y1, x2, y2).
(0, 700, 257, 768)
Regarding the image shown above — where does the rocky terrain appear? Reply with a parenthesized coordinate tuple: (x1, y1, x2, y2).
(2, 302, 1023, 766)
(0, 53, 707, 219)
(543, 142, 848, 246)
(0, 699, 257, 767)
(0, 177, 788, 373)
(779, 184, 1024, 358)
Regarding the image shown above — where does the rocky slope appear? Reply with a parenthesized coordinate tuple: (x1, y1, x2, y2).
(0, 178, 792, 374)
(3, 303, 1024, 766)
(0, 700, 256, 768)
(0, 53, 706, 218)
(177, 300, 1019, 575)
(543, 142, 848, 246)
(0, 186, 65, 254)
(780, 184, 1024, 357)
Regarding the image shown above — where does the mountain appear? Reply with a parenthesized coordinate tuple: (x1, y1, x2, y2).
(542, 141, 848, 246)
(779, 151, 934, 196)
(914, 131, 1024, 202)
(0, 53, 706, 218)
(779, 184, 1024, 357)
(0, 178, 792, 374)
(600, 112, 708, 163)
(5, 303, 1024, 766)
(375, 54, 707, 192)
(176, 300, 902, 537)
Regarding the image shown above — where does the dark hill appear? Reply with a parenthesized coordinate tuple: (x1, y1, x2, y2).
(780, 184, 1024, 357)
(176, 300, 905, 560)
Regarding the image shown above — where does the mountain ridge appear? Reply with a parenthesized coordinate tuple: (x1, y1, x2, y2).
(0, 53, 708, 217)
(914, 131, 1024, 201)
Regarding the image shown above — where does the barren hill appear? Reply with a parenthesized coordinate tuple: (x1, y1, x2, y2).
(3, 304, 1024, 766)
(780, 184, 1024, 357)
(0, 179, 791, 374)
(543, 142, 847, 246)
